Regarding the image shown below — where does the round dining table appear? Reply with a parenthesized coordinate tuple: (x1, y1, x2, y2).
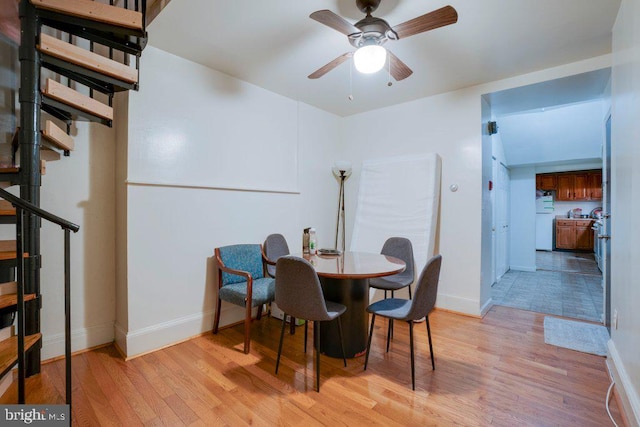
(301, 251, 405, 358)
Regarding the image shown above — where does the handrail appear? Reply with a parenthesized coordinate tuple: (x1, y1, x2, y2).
(0, 187, 79, 232)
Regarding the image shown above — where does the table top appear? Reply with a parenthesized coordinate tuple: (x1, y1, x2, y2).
(299, 251, 406, 280)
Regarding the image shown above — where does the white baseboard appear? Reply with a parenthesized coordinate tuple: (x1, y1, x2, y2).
(119, 305, 261, 358)
(435, 293, 481, 316)
(510, 265, 537, 272)
(480, 298, 493, 317)
(607, 339, 640, 426)
(41, 322, 115, 360)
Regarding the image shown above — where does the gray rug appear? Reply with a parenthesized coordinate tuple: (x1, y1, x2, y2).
(544, 316, 609, 356)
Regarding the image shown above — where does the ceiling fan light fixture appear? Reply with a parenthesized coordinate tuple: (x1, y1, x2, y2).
(353, 45, 387, 74)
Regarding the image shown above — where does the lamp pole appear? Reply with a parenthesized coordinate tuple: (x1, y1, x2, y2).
(335, 170, 347, 251)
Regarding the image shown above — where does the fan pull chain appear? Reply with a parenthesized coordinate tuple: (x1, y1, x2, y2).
(387, 51, 393, 87)
(348, 57, 354, 101)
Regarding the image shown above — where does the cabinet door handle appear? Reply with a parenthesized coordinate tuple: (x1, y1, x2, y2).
(598, 235, 611, 240)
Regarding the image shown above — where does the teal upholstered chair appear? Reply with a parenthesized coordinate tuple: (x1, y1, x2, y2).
(213, 244, 275, 354)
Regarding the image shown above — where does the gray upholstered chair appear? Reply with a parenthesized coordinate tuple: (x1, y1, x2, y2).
(369, 237, 415, 300)
(364, 254, 442, 390)
(274, 256, 347, 392)
(213, 244, 275, 354)
(263, 233, 290, 278)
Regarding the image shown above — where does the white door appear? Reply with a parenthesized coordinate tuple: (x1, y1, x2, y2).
(495, 163, 510, 279)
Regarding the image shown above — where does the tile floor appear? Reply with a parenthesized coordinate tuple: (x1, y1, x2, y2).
(492, 251, 603, 322)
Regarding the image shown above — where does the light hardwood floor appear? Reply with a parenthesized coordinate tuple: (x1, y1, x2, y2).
(0, 306, 623, 426)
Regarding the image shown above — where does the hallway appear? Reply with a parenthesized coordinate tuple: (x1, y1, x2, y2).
(492, 251, 603, 322)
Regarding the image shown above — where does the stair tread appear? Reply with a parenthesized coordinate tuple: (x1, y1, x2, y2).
(0, 201, 15, 217)
(31, 0, 142, 31)
(39, 33, 138, 84)
(0, 334, 42, 376)
(0, 294, 36, 311)
(44, 78, 113, 121)
(0, 241, 28, 261)
(42, 120, 74, 152)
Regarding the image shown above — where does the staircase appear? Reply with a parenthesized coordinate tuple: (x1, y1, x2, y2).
(0, 0, 147, 410)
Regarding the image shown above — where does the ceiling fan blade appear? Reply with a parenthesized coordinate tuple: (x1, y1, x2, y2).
(308, 52, 353, 79)
(387, 51, 413, 81)
(310, 10, 361, 36)
(391, 5, 458, 39)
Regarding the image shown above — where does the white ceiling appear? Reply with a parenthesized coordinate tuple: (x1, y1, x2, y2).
(147, 0, 620, 117)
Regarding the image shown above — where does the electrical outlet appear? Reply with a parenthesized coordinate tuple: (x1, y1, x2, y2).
(613, 309, 618, 329)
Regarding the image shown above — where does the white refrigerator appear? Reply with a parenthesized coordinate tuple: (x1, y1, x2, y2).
(535, 195, 554, 251)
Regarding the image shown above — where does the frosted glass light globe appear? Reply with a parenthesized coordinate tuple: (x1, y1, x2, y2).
(353, 45, 387, 74)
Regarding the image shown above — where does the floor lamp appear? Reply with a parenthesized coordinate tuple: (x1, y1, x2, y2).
(333, 161, 352, 252)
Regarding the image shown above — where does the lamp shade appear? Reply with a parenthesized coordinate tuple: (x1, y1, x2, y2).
(353, 45, 387, 74)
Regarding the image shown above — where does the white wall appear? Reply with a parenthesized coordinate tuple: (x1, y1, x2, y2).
(508, 167, 537, 271)
(117, 46, 341, 356)
(40, 121, 117, 359)
(609, 0, 640, 422)
(499, 100, 605, 166)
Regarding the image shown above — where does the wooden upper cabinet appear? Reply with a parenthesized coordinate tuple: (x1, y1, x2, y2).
(552, 170, 602, 201)
(589, 172, 603, 200)
(556, 174, 574, 201)
(573, 173, 589, 200)
(536, 174, 557, 190)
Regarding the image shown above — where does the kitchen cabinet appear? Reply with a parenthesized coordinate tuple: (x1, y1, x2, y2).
(575, 220, 594, 250)
(553, 170, 602, 201)
(536, 173, 557, 190)
(588, 172, 602, 200)
(556, 175, 574, 201)
(555, 219, 594, 251)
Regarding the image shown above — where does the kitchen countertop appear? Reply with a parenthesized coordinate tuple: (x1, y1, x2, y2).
(555, 216, 596, 220)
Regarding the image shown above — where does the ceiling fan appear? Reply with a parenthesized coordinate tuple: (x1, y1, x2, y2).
(308, 0, 458, 81)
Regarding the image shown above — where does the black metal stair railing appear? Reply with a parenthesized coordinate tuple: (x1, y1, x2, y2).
(0, 187, 79, 405)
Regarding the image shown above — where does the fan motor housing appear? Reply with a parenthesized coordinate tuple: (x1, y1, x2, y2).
(349, 16, 397, 48)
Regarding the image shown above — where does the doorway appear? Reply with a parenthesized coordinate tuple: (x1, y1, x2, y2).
(483, 69, 611, 322)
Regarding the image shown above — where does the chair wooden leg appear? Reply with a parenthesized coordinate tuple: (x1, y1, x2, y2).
(314, 321, 320, 392)
(364, 314, 376, 370)
(336, 317, 347, 368)
(275, 316, 287, 374)
(426, 315, 435, 370)
(213, 297, 222, 334)
(409, 320, 415, 391)
(257, 304, 263, 320)
(243, 301, 252, 354)
(304, 320, 308, 353)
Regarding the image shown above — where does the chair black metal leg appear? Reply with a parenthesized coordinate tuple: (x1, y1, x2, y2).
(390, 291, 395, 339)
(304, 320, 308, 353)
(386, 319, 393, 352)
(275, 316, 287, 374)
(409, 320, 415, 391)
(384, 290, 387, 299)
(426, 315, 435, 370)
(408, 286, 412, 300)
(364, 314, 376, 370)
(314, 321, 320, 392)
(337, 317, 347, 367)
